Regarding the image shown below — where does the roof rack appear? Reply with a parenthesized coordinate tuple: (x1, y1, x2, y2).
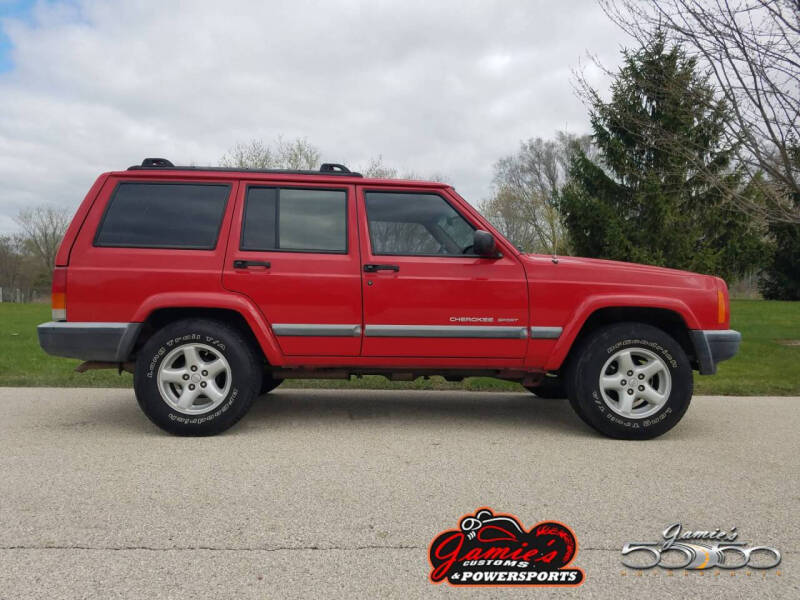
(127, 158, 362, 177)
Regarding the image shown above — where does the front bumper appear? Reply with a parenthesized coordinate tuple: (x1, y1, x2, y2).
(38, 322, 142, 362)
(689, 329, 742, 375)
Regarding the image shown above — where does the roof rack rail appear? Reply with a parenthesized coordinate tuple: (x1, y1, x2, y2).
(140, 157, 174, 168)
(127, 158, 362, 177)
(320, 163, 351, 173)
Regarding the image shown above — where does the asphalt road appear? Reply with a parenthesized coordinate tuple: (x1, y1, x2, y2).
(0, 387, 797, 599)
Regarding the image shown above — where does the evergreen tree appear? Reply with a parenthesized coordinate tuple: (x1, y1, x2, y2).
(560, 33, 765, 281)
(760, 221, 800, 300)
(759, 144, 800, 300)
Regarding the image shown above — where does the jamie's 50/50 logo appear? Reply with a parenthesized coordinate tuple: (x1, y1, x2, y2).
(428, 508, 584, 586)
(622, 523, 781, 570)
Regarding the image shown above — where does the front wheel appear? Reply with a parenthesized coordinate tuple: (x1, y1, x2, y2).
(134, 319, 261, 435)
(260, 372, 283, 395)
(567, 322, 692, 439)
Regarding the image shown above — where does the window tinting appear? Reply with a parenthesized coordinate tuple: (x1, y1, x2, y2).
(364, 192, 475, 255)
(242, 187, 347, 253)
(367, 222, 441, 254)
(240, 188, 277, 251)
(95, 183, 230, 249)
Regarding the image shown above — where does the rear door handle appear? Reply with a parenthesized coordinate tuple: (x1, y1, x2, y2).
(233, 260, 271, 269)
(363, 264, 400, 272)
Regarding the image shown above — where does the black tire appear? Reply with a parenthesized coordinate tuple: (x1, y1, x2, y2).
(134, 319, 261, 436)
(567, 322, 692, 440)
(524, 375, 566, 399)
(260, 372, 283, 395)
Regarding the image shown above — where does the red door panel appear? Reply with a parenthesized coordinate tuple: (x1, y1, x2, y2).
(222, 182, 362, 356)
(357, 186, 529, 358)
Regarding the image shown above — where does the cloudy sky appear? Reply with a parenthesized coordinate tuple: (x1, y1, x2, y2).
(0, 0, 631, 234)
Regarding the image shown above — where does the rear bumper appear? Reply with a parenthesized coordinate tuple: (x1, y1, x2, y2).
(37, 322, 142, 362)
(689, 329, 742, 375)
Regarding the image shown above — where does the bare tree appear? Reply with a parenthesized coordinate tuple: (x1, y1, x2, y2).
(359, 155, 450, 183)
(479, 187, 543, 253)
(360, 155, 399, 179)
(220, 136, 321, 170)
(14, 206, 71, 274)
(0, 236, 27, 290)
(479, 132, 590, 254)
(600, 0, 800, 222)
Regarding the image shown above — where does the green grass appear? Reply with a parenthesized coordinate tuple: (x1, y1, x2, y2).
(1, 301, 797, 394)
(0, 304, 134, 388)
(693, 299, 800, 395)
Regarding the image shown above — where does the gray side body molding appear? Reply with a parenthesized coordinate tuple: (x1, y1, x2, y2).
(364, 325, 528, 339)
(272, 324, 362, 337)
(530, 326, 563, 339)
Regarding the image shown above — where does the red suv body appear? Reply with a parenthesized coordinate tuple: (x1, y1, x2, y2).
(38, 160, 740, 438)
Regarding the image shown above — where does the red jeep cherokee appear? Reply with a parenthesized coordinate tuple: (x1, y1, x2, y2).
(38, 158, 740, 438)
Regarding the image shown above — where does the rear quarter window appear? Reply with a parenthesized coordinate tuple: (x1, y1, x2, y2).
(94, 182, 230, 249)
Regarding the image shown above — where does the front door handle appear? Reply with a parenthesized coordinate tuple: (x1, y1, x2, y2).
(363, 264, 400, 272)
(233, 260, 271, 269)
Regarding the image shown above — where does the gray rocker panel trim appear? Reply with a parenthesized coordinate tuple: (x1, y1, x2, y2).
(272, 324, 362, 337)
(364, 325, 528, 339)
(530, 326, 563, 339)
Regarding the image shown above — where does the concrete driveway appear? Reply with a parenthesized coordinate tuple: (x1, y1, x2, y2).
(0, 387, 796, 599)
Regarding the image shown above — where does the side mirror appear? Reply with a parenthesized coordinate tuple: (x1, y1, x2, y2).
(473, 229, 499, 257)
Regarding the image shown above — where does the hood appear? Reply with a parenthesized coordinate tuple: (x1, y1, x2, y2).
(520, 254, 721, 290)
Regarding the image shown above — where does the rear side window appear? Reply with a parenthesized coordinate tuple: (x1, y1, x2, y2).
(241, 187, 347, 253)
(95, 182, 230, 249)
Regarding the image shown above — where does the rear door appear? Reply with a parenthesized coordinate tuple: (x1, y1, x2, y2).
(223, 181, 362, 356)
(357, 186, 529, 358)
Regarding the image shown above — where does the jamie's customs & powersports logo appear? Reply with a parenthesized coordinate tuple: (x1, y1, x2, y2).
(428, 507, 585, 587)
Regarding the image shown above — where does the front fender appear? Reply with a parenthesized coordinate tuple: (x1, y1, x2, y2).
(542, 294, 699, 371)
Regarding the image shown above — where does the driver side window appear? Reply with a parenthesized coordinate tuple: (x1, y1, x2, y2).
(364, 192, 475, 256)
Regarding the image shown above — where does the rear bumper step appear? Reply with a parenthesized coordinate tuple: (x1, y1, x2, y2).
(37, 322, 142, 362)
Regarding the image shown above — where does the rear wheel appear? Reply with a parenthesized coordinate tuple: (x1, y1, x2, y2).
(567, 322, 692, 439)
(134, 319, 261, 435)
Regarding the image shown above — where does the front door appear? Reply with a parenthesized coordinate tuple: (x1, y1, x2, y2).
(223, 181, 362, 356)
(357, 187, 528, 358)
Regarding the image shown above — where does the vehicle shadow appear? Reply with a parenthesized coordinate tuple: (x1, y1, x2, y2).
(74, 387, 595, 438)
(243, 387, 592, 437)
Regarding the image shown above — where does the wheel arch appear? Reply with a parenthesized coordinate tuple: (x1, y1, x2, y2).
(545, 303, 698, 373)
(128, 293, 284, 365)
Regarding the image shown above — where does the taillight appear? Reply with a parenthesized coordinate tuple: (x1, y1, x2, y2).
(52, 267, 67, 321)
(717, 289, 726, 325)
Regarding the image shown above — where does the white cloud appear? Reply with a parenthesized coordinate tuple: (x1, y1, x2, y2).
(0, 0, 630, 233)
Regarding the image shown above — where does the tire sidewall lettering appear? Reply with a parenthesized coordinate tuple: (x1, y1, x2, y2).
(144, 333, 234, 423)
(605, 338, 678, 369)
(146, 334, 227, 379)
(167, 388, 238, 424)
(575, 325, 692, 437)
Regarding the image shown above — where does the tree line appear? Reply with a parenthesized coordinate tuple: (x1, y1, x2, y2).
(0, 207, 72, 302)
(1, 0, 797, 300)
